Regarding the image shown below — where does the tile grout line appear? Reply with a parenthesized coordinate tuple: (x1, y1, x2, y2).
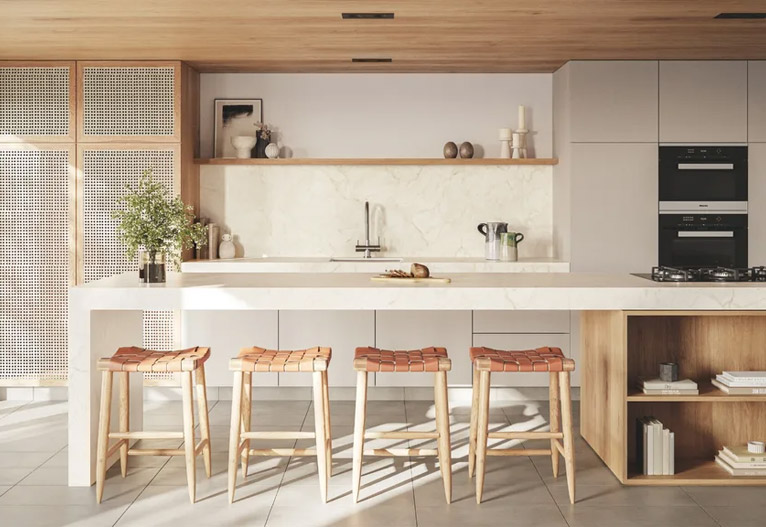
(529, 450, 573, 527)
(678, 486, 723, 527)
(5, 442, 68, 498)
(0, 401, 30, 423)
(262, 400, 312, 527)
(111, 398, 220, 526)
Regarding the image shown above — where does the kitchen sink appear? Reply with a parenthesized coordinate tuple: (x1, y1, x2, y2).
(329, 257, 403, 262)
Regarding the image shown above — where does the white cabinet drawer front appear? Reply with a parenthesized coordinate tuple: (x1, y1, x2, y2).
(375, 310, 472, 387)
(278, 311, 374, 387)
(181, 310, 278, 387)
(472, 333, 572, 387)
(473, 310, 570, 334)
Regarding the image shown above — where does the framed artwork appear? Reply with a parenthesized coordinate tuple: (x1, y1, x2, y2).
(213, 99, 263, 158)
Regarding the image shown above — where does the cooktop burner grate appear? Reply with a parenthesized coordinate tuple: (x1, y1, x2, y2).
(649, 266, 766, 283)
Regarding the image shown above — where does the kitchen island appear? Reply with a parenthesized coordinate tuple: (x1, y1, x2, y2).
(69, 272, 766, 487)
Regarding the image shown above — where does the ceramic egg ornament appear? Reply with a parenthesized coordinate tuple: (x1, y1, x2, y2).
(264, 143, 280, 159)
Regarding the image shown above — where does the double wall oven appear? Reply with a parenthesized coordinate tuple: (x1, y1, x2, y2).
(659, 145, 748, 268)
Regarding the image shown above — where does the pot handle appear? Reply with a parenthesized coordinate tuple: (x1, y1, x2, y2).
(514, 233, 525, 244)
(477, 223, 488, 236)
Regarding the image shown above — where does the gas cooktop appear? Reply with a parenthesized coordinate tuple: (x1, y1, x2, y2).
(637, 266, 766, 283)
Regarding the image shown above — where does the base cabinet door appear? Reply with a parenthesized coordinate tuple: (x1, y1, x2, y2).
(375, 310, 472, 386)
(181, 310, 278, 387)
(472, 333, 573, 387)
(278, 310, 374, 387)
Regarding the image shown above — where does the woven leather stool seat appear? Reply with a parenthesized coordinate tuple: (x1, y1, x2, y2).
(230, 346, 331, 372)
(470, 346, 575, 373)
(97, 346, 210, 373)
(354, 346, 451, 372)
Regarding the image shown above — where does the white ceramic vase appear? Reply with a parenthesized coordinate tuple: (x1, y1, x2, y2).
(231, 136, 257, 159)
(219, 233, 236, 259)
(265, 143, 280, 159)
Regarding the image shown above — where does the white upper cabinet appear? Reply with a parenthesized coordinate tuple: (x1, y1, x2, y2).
(569, 61, 658, 143)
(659, 61, 747, 143)
(749, 61, 766, 142)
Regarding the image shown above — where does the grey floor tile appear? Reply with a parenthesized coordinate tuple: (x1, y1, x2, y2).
(0, 504, 128, 527)
(0, 467, 34, 486)
(415, 504, 568, 527)
(549, 484, 697, 507)
(561, 505, 720, 527)
(683, 486, 766, 507)
(0, 486, 9, 497)
(115, 483, 276, 527)
(704, 506, 766, 527)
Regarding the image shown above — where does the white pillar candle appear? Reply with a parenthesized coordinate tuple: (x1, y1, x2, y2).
(518, 105, 526, 130)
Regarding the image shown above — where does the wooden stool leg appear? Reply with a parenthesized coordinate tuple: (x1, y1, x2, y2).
(322, 369, 332, 478)
(559, 371, 576, 504)
(351, 370, 368, 503)
(549, 371, 561, 478)
(96, 371, 113, 504)
(227, 371, 244, 503)
(196, 364, 212, 478)
(240, 371, 252, 478)
(312, 371, 329, 503)
(475, 370, 491, 504)
(434, 370, 452, 504)
(119, 371, 129, 478)
(468, 366, 480, 479)
(181, 371, 197, 504)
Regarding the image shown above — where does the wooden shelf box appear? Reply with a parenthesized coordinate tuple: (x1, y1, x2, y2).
(582, 311, 766, 486)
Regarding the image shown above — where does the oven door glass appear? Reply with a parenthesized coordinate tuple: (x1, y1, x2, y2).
(659, 165, 747, 202)
(667, 234, 738, 268)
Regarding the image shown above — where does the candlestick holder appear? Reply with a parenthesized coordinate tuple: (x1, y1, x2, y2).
(514, 129, 529, 159)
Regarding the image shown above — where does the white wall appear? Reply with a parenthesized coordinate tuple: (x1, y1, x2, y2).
(199, 73, 553, 159)
(200, 164, 553, 258)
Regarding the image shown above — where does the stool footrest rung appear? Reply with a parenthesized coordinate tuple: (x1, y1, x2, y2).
(241, 431, 316, 440)
(109, 431, 184, 440)
(487, 448, 552, 457)
(365, 431, 438, 440)
(105, 439, 127, 459)
(488, 431, 564, 440)
(128, 448, 185, 456)
(247, 448, 317, 457)
(364, 448, 438, 457)
(554, 440, 565, 456)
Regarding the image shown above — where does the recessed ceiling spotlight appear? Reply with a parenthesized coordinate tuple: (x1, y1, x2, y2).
(715, 12, 766, 19)
(351, 58, 393, 63)
(342, 13, 395, 19)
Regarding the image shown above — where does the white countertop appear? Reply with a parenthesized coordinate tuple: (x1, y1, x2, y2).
(180, 257, 570, 273)
(71, 271, 766, 311)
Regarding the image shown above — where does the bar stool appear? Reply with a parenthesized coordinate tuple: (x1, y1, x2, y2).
(468, 346, 576, 504)
(352, 347, 452, 504)
(227, 346, 332, 503)
(95, 346, 212, 504)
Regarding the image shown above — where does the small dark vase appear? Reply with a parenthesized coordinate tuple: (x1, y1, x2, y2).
(143, 251, 167, 284)
(253, 131, 272, 159)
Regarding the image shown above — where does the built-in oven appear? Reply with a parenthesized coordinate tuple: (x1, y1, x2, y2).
(659, 214, 747, 268)
(659, 145, 748, 213)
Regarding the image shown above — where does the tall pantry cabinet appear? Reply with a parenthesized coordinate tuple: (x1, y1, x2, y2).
(0, 61, 200, 388)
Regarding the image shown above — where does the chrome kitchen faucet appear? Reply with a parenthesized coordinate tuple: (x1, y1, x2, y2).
(355, 201, 381, 258)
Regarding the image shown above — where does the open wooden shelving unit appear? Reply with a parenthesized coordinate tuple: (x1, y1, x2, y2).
(194, 157, 558, 166)
(582, 310, 766, 486)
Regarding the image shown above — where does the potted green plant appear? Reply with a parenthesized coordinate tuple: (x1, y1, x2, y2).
(112, 170, 207, 283)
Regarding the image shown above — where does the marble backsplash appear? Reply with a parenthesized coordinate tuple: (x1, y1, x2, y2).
(199, 164, 553, 258)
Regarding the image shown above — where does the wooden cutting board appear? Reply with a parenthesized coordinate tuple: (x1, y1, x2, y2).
(371, 275, 451, 284)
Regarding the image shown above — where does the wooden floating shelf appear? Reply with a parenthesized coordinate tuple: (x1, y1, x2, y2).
(627, 381, 766, 403)
(194, 157, 558, 166)
(626, 459, 766, 486)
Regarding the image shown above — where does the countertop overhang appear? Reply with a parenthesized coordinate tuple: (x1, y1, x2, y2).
(70, 271, 766, 311)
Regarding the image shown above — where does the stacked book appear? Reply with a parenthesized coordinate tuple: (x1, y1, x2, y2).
(639, 377, 698, 395)
(636, 417, 675, 475)
(712, 371, 766, 395)
(715, 446, 766, 476)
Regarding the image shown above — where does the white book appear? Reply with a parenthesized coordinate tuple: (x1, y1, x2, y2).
(662, 429, 671, 475)
(640, 377, 698, 390)
(642, 388, 699, 395)
(721, 371, 766, 385)
(641, 418, 649, 475)
(719, 450, 766, 469)
(669, 432, 675, 475)
(645, 418, 654, 475)
(652, 418, 663, 476)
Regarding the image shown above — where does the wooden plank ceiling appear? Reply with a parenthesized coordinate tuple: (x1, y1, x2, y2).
(1, 1, 766, 72)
